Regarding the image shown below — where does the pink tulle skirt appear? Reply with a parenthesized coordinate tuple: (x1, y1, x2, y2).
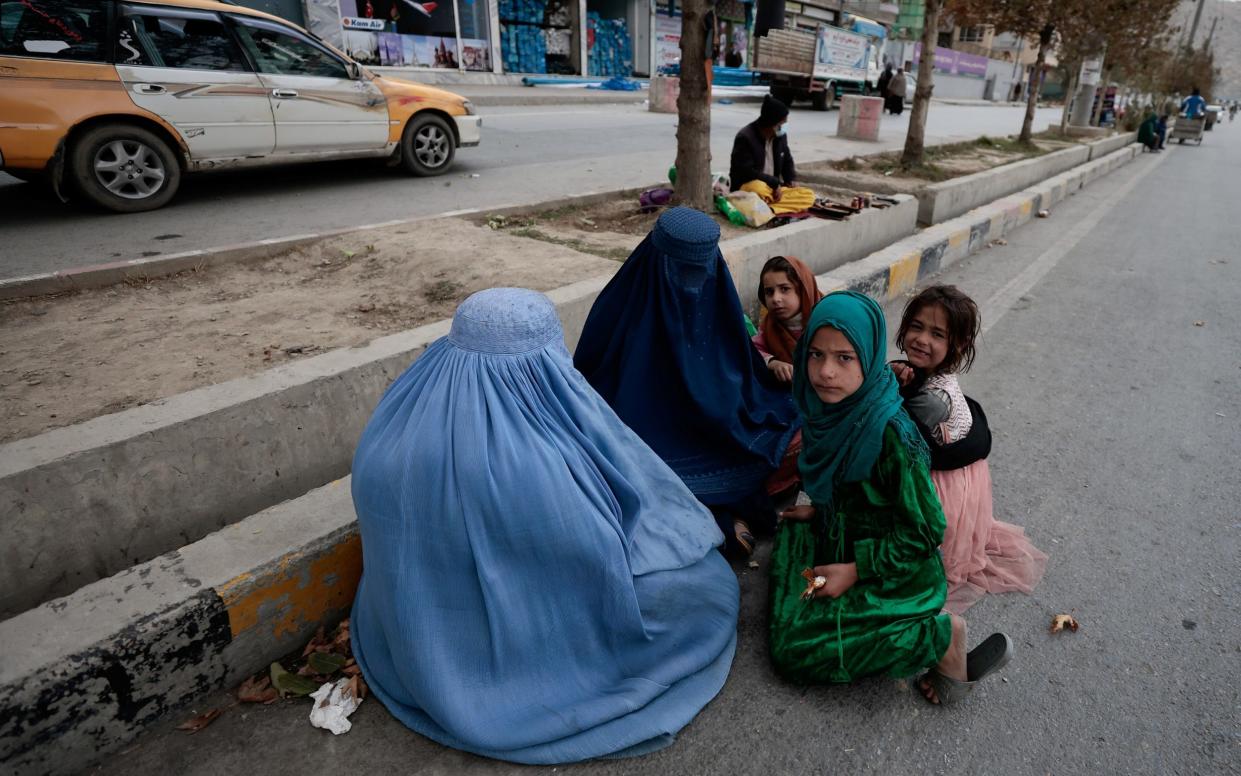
(932, 460, 1048, 614)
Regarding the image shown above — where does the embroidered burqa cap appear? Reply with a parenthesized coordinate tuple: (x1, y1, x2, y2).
(350, 287, 739, 764)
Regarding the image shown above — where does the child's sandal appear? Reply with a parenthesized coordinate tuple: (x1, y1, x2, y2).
(733, 520, 755, 557)
(917, 632, 1014, 706)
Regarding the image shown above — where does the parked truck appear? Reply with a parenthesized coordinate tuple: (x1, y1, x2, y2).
(754, 21, 881, 110)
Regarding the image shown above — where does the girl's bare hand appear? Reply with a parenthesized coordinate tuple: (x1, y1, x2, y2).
(769, 359, 794, 382)
(780, 505, 815, 522)
(890, 361, 914, 386)
(812, 563, 859, 599)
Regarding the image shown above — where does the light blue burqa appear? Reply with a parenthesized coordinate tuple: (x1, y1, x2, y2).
(350, 288, 740, 764)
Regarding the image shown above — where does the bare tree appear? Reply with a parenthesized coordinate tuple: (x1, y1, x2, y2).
(901, 0, 945, 167)
(949, 0, 1092, 143)
(673, 0, 712, 210)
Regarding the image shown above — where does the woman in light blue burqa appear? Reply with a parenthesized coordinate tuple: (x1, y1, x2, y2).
(350, 288, 740, 764)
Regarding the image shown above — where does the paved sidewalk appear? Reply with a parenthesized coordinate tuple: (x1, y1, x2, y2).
(425, 82, 768, 106)
(382, 78, 1047, 109)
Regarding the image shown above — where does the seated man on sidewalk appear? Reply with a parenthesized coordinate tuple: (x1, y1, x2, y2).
(1137, 112, 1161, 152)
(729, 95, 816, 214)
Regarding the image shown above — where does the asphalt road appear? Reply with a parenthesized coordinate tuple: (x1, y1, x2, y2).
(0, 103, 1060, 280)
(88, 125, 1241, 775)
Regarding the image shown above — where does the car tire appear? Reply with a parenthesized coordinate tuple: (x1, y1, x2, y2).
(69, 124, 181, 213)
(401, 114, 456, 176)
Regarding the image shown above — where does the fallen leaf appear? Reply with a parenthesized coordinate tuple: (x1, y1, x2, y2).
(1050, 614, 1079, 634)
(308, 651, 347, 675)
(302, 626, 328, 657)
(331, 620, 352, 653)
(237, 675, 279, 704)
(271, 661, 320, 697)
(1193, 320, 1206, 327)
(176, 708, 222, 733)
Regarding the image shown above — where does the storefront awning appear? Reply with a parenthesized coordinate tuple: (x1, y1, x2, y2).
(848, 15, 886, 39)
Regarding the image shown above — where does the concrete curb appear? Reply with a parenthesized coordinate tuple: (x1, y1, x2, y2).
(818, 143, 1141, 299)
(0, 478, 360, 776)
(0, 196, 916, 618)
(0, 141, 1144, 776)
(800, 133, 1136, 228)
(916, 143, 1091, 225)
(0, 135, 997, 303)
(0, 189, 638, 302)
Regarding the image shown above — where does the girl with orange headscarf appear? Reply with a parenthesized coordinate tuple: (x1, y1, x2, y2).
(752, 256, 824, 385)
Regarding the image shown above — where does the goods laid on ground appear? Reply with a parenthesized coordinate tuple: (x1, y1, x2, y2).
(587, 13, 632, 77)
(658, 63, 761, 87)
(502, 23, 547, 73)
(500, 0, 573, 74)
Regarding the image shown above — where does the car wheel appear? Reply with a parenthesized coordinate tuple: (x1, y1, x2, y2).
(69, 124, 181, 213)
(401, 114, 456, 176)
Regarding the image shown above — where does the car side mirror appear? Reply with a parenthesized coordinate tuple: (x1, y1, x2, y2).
(346, 61, 362, 80)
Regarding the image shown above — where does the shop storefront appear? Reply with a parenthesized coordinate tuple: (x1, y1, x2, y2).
(334, 0, 493, 71)
(654, 0, 750, 75)
(297, 0, 650, 77)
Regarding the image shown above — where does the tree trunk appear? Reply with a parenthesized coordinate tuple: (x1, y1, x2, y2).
(1059, 60, 1079, 135)
(900, 0, 942, 167)
(1090, 66, 1109, 126)
(674, 0, 712, 211)
(1019, 24, 1053, 144)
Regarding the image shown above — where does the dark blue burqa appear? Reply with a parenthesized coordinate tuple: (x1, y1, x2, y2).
(574, 207, 799, 505)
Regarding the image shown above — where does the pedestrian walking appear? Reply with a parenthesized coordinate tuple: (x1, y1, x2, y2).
(877, 63, 893, 99)
(886, 68, 907, 115)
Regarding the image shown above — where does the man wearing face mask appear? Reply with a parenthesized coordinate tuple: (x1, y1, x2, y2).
(730, 95, 816, 214)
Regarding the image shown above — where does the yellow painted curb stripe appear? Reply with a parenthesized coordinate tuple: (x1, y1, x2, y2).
(887, 251, 921, 298)
(217, 534, 363, 640)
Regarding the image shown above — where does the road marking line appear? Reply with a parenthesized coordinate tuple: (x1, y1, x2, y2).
(980, 149, 1170, 336)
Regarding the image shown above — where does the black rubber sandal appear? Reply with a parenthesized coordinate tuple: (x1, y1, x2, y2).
(917, 632, 1014, 706)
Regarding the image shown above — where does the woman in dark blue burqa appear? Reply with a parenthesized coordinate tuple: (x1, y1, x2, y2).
(574, 207, 801, 556)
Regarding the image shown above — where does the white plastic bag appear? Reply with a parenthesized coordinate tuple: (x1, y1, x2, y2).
(309, 678, 362, 735)
(725, 191, 774, 227)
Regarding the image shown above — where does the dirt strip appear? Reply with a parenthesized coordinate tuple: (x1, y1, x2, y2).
(0, 218, 615, 443)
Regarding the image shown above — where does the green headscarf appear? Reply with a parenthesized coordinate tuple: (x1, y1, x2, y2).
(793, 291, 927, 504)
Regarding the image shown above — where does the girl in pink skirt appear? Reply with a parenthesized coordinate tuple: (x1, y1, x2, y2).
(892, 286, 1047, 614)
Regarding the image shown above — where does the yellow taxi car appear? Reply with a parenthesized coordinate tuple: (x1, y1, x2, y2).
(0, 0, 482, 212)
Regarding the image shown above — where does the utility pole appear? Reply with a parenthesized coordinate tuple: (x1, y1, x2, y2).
(1204, 16, 1218, 55)
(1186, 0, 1205, 50)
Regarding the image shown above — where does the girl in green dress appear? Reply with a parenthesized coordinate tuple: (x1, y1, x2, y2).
(768, 290, 1012, 704)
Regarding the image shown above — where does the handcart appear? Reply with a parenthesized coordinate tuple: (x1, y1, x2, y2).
(1169, 115, 1205, 145)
